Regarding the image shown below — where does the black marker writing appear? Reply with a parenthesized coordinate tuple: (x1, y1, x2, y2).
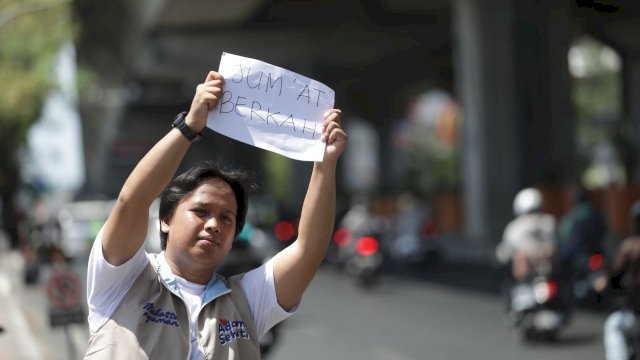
(295, 80, 325, 107)
(218, 91, 320, 139)
(231, 64, 283, 96)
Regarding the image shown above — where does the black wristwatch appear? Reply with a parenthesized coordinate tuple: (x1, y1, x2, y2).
(172, 111, 202, 143)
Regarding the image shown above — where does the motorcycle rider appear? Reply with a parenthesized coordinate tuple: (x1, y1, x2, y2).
(496, 187, 558, 283)
(557, 187, 608, 277)
(602, 200, 640, 360)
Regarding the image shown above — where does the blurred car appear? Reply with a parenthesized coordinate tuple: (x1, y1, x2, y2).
(57, 199, 116, 260)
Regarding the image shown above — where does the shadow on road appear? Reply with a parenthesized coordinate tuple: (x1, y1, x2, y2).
(395, 258, 504, 295)
(518, 332, 601, 348)
(554, 332, 602, 347)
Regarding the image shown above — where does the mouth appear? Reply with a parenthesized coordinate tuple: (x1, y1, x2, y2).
(198, 236, 220, 247)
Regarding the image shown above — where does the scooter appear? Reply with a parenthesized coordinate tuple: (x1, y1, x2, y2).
(333, 226, 385, 288)
(329, 198, 388, 289)
(508, 274, 572, 341)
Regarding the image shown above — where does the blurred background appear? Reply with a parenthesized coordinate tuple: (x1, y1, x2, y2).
(1, 0, 640, 359)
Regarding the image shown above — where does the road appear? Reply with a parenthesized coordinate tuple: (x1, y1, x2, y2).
(0, 251, 88, 360)
(268, 264, 607, 360)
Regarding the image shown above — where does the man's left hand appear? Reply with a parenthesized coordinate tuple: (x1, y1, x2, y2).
(321, 109, 347, 162)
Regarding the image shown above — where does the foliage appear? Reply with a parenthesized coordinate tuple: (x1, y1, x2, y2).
(0, 0, 75, 170)
(569, 36, 622, 155)
(569, 36, 625, 188)
(411, 134, 461, 194)
(398, 90, 462, 195)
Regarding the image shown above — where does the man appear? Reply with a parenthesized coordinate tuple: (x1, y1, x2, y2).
(496, 187, 557, 281)
(84, 71, 347, 359)
(557, 187, 607, 271)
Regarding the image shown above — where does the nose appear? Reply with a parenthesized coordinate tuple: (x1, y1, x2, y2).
(205, 217, 221, 233)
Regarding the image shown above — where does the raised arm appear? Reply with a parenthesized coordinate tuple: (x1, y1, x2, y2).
(100, 71, 224, 265)
(272, 109, 347, 310)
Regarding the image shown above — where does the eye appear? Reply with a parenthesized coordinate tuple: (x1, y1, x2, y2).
(192, 208, 207, 216)
(222, 214, 235, 225)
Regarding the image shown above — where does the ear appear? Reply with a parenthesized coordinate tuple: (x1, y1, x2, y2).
(161, 218, 170, 233)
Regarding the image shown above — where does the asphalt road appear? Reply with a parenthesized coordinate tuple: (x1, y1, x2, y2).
(0, 252, 88, 360)
(267, 264, 608, 360)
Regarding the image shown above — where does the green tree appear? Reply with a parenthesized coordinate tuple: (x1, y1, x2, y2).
(0, 0, 74, 247)
(569, 36, 624, 188)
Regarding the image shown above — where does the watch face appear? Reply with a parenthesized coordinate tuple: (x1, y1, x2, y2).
(172, 111, 199, 142)
(173, 112, 186, 127)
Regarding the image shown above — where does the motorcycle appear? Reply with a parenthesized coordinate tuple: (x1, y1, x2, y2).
(569, 251, 607, 307)
(382, 193, 441, 275)
(385, 216, 441, 274)
(328, 199, 387, 289)
(332, 226, 385, 288)
(507, 274, 572, 341)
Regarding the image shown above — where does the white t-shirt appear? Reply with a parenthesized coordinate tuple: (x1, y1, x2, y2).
(86, 230, 294, 360)
(496, 212, 557, 263)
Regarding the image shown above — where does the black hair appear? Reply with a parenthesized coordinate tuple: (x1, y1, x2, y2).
(574, 186, 591, 204)
(158, 160, 254, 250)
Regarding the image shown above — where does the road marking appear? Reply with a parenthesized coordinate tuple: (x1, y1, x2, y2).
(0, 264, 45, 359)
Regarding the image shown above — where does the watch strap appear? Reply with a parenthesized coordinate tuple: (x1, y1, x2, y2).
(172, 111, 202, 142)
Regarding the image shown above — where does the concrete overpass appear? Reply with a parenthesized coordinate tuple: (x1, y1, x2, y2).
(73, 0, 640, 256)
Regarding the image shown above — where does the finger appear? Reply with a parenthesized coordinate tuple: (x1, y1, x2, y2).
(324, 112, 341, 125)
(204, 79, 224, 88)
(324, 121, 341, 136)
(327, 128, 347, 144)
(321, 122, 342, 142)
(203, 93, 220, 110)
(323, 109, 342, 122)
(202, 84, 223, 96)
(205, 71, 225, 83)
(323, 111, 342, 131)
(193, 91, 220, 111)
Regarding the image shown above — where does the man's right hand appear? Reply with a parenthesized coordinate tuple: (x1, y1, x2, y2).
(593, 273, 609, 293)
(186, 71, 225, 132)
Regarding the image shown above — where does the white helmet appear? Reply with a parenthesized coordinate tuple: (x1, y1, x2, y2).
(513, 187, 542, 216)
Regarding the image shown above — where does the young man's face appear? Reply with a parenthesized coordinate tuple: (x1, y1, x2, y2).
(162, 179, 238, 282)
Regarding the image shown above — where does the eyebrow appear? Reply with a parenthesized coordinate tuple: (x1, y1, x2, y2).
(193, 200, 237, 217)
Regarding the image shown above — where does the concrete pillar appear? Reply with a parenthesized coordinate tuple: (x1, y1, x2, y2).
(546, 6, 576, 184)
(513, 2, 575, 186)
(452, 0, 520, 250)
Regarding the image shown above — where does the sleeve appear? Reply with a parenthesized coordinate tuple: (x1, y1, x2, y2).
(496, 223, 514, 264)
(86, 226, 149, 332)
(240, 257, 297, 338)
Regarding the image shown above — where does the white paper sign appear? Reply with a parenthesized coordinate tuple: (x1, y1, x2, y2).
(207, 52, 335, 162)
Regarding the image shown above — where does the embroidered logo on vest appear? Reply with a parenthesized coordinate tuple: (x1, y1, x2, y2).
(142, 302, 179, 327)
(218, 318, 250, 345)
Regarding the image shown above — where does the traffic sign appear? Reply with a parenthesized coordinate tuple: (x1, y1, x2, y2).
(46, 269, 82, 310)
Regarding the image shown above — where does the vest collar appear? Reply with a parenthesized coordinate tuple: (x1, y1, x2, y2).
(155, 252, 231, 304)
